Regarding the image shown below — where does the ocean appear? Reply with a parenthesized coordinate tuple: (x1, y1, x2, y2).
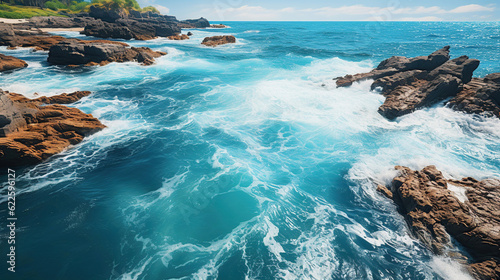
(1, 21, 500, 280)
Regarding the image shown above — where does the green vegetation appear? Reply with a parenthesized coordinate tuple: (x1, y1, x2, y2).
(0, 0, 163, 19)
(141, 5, 159, 13)
(90, 0, 139, 11)
(0, 3, 63, 18)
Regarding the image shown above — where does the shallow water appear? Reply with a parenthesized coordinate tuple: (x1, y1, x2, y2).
(1, 21, 499, 280)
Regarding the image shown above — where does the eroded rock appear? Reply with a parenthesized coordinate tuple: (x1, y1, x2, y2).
(334, 46, 488, 119)
(381, 165, 500, 280)
(0, 90, 105, 167)
(47, 39, 166, 66)
(0, 53, 27, 72)
(201, 35, 236, 47)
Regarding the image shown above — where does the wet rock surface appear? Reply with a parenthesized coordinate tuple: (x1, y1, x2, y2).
(335, 46, 499, 119)
(0, 53, 28, 72)
(47, 39, 166, 66)
(379, 166, 500, 280)
(0, 90, 105, 167)
(201, 35, 236, 47)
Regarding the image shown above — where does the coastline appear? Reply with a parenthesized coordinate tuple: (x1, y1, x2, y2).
(0, 11, 498, 280)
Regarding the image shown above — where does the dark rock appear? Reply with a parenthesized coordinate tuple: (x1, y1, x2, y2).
(448, 74, 500, 118)
(0, 53, 28, 72)
(334, 46, 486, 119)
(83, 16, 181, 40)
(428, 56, 480, 84)
(27, 16, 94, 28)
(89, 5, 128, 23)
(82, 6, 182, 40)
(382, 166, 500, 280)
(201, 35, 236, 47)
(180, 18, 210, 28)
(83, 19, 134, 40)
(47, 39, 166, 66)
(187, 31, 193, 36)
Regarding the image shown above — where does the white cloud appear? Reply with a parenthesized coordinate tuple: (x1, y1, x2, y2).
(202, 3, 496, 21)
(399, 16, 443, 21)
(448, 4, 495, 13)
(153, 4, 170, 14)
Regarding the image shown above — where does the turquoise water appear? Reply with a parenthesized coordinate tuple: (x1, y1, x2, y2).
(1, 22, 500, 280)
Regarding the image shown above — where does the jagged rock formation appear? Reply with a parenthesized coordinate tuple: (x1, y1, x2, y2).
(378, 166, 500, 280)
(201, 35, 236, 47)
(448, 73, 500, 118)
(179, 18, 210, 28)
(47, 39, 166, 66)
(334, 46, 499, 119)
(0, 90, 105, 167)
(0, 22, 65, 50)
(26, 16, 94, 28)
(0, 53, 27, 72)
(82, 6, 207, 40)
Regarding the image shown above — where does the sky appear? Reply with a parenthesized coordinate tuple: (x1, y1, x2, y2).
(136, 0, 499, 21)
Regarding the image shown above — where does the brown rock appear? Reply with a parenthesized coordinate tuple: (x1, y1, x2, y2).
(168, 34, 190, 40)
(333, 46, 486, 119)
(0, 53, 27, 72)
(0, 90, 105, 167)
(201, 35, 236, 47)
(382, 165, 500, 280)
(448, 73, 500, 118)
(377, 184, 393, 199)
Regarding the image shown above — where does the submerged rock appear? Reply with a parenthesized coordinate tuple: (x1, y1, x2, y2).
(168, 34, 189, 40)
(210, 24, 228, 28)
(47, 39, 166, 66)
(334, 46, 494, 119)
(0, 53, 27, 72)
(379, 166, 500, 280)
(201, 35, 236, 47)
(0, 90, 105, 167)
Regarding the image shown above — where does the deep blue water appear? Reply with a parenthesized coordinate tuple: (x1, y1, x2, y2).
(1, 21, 500, 280)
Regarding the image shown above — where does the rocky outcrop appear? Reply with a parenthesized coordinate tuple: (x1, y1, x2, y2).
(0, 22, 66, 50)
(82, 6, 181, 40)
(334, 46, 489, 119)
(0, 53, 27, 72)
(201, 35, 236, 47)
(168, 34, 189, 40)
(448, 73, 500, 118)
(0, 90, 105, 167)
(378, 166, 500, 280)
(179, 18, 210, 28)
(27, 16, 94, 28)
(47, 39, 166, 66)
(210, 24, 228, 28)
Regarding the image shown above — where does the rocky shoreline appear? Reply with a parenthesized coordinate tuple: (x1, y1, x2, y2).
(377, 166, 500, 279)
(0, 90, 104, 167)
(335, 46, 499, 119)
(338, 47, 500, 279)
(0, 14, 498, 279)
(0, 5, 225, 168)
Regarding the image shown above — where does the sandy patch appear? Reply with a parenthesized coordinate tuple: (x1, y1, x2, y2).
(0, 18, 28, 24)
(40, 27, 84, 32)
